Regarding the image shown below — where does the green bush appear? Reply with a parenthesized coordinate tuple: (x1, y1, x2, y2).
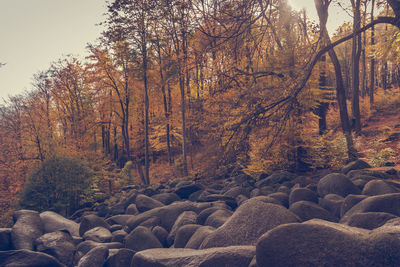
(20, 155, 94, 216)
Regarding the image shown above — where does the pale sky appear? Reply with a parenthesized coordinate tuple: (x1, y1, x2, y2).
(0, 0, 107, 102)
(0, 0, 351, 102)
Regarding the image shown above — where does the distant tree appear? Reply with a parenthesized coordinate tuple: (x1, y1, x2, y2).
(20, 155, 94, 216)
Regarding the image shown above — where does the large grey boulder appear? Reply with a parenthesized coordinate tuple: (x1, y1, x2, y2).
(199, 198, 299, 248)
(289, 188, 318, 206)
(0, 249, 65, 267)
(126, 201, 212, 232)
(125, 226, 162, 252)
(11, 210, 43, 250)
(135, 194, 165, 213)
(342, 159, 371, 174)
(185, 226, 215, 249)
(40, 211, 79, 237)
(83, 227, 112, 243)
(79, 214, 110, 237)
(77, 246, 109, 267)
(340, 194, 368, 217)
(174, 182, 202, 199)
(167, 211, 197, 246)
(174, 224, 202, 248)
(255, 171, 296, 188)
(104, 248, 136, 267)
(362, 180, 399, 196)
(152, 193, 181, 205)
(74, 240, 122, 264)
(0, 228, 11, 251)
(319, 194, 344, 218)
(132, 246, 255, 267)
(341, 193, 400, 223)
(204, 209, 233, 228)
(256, 219, 400, 267)
(35, 230, 76, 267)
(289, 201, 338, 222)
(317, 173, 360, 197)
(344, 212, 398, 230)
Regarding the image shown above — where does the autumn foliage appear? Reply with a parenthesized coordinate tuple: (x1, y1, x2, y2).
(0, 0, 400, 225)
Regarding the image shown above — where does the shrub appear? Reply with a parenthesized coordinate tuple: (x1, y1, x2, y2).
(20, 155, 94, 216)
(119, 161, 135, 186)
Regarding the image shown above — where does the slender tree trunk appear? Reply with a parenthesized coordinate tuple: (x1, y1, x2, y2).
(143, 36, 150, 185)
(180, 6, 188, 176)
(351, 0, 362, 134)
(316, 55, 328, 135)
(370, 0, 376, 105)
(361, 3, 367, 98)
(315, 0, 358, 161)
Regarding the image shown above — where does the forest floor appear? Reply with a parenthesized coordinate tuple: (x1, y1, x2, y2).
(356, 87, 400, 173)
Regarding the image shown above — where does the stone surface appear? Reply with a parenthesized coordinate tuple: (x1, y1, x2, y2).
(11, 210, 43, 250)
(132, 246, 255, 267)
(200, 198, 299, 248)
(79, 214, 110, 237)
(35, 230, 76, 267)
(0, 249, 65, 267)
(341, 193, 400, 223)
(289, 201, 338, 222)
(204, 209, 233, 228)
(319, 194, 344, 218)
(77, 246, 109, 267)
(135, 194, 165, 213)
(167, 211, 197, 246)
(0, 228, 11, 251)
(362, 180, 399, 196)
(83, 226, 112, 243)
(40, 211, 79, 237)
(317, 173, 360, 197)
(125, 226, 162, 251)
(152, 193, 181, 205)
(340, 194, 368, 217)
(342, 159, 371, 174)
(104, 248, 136, 267)
(344, 212, 398, 230)
(185, 226, 215, 249)
(256, 219, 400, 267)
(289, 188, 318, 206)
(174, 224, 202, 248)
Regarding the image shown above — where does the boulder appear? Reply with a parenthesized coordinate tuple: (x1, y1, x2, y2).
(341, 193, 400, 223)
(111, 230, 127, 243)
(125, 226, 162, 251)
(344, 212, 398, 230)
(83, 227, 112, 243)
(174, 224, 202, 248)
(0, 249, 65, 267)
(255, 171, 296, 188)
(362, 180, 399, 196)
(40, 211, 79, 237)
(256, 219, 400, 267)
(152, 226, 169, 247)
(104, 248, 135, 267)
(106, 215, 135, 226)
(125, 204, 139, 215)
(289, 201, 338, 222)
(167, 211, 197, 246)
(132, 246, 255, 267)
(347, 169, 389, 180)
(204, 209, 233, 228)
(126, 201, 211, 232)
(135, 194, 165, 213)
(200, 198, 299, 248)
(185, 226, 215, 249)
(317, 173, 360, 197)
(223, 186, 251, 198)
(342, 159, 371, 174)
(174, 182, 202, 199)
(35, 230, 75, 267)
(198, 194, 237, 209)
(74, 240, 122, 264)
(289, 188, 318, 206)
(267, 192, 289, 208)
(152, 193, 181, 205)
(197, 207, 223, 225)
(0, 228, 11, 251)
(11, 210, 43, 250)
(319, 194, 344, 218)
(340, 194, 368, 217)
(79, 214, 110, 237)
(77, 246, 109, 267)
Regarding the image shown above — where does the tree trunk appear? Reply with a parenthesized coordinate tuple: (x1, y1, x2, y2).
(316, 55, 328, 135)
(351, 0, 362, 134)
(370, 0, 376, 105)
(143, 38, 150, 185)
